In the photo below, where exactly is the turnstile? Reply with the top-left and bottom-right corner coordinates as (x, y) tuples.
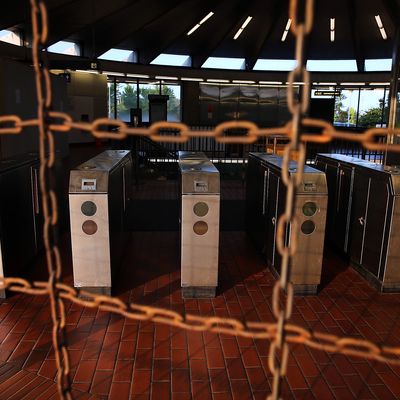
(315, 153), (400, 292)
(0, 155), (42, 298)
(178, 151), (220, 298)
(69, 150), (132, 295)
(246, 153), (328, 295)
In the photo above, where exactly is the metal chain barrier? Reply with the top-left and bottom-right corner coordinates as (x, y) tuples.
(0, 0), (398, 399)
(30, 1), (72, 398)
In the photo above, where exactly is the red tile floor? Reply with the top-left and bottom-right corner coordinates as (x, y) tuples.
(0, 231), (400, 399)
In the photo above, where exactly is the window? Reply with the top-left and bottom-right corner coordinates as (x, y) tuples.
(334, 89), (359, 127)
(98, 48), (136, 62)
(202, 57), (245, 70)
(116, 82), (138, 122)
(151, 54), (191, 67)
(161, 84), (181, 121)
(307, 60), (357, 72)
(0, 29), (21, 46)
(253, 59), (297, 71)
(47, 40), (80, 56)
(358, 88), (387, 128)
(139, 82), (161, 123)
(365, 59), (392, 72)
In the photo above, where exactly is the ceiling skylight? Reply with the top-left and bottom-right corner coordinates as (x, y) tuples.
(254, 59), (297, 71)
(0, 29), (21, 46)
(307, 59), (357, 71)
(365, 58), (392, 71)
(202, 57), (245, 70)
(233, 16), (253, 40)
(98, 48), (136, 62)
(187, 12), (214, 36)
(151, 53), (191, 67)
(47, 40), (80, 56)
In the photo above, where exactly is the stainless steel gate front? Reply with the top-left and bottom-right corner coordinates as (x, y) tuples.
(69, 150), (132, 295)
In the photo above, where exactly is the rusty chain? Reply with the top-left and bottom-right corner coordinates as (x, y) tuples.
(30, 1), (72, 398)
(0, 0), (397, 399)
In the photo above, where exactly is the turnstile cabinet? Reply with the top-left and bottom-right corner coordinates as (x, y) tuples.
(315, 157), (354, 253)
(246, 153), (328, 295)
(178, 152), (220, 298)
(0, 155), (43, 298)
(69, 150), (132, 295)
(315, 153), (400, 291)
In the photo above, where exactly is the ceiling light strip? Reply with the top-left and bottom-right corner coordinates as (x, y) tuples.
(234, 16), (253, 40)
(375, 15), (387, 40)
(281, 19), (292, 42)
(187, 12), (214, 36)
(330, 18), (335, 42)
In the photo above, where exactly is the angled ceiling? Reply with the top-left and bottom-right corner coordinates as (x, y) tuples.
(1, 0), (400, 70)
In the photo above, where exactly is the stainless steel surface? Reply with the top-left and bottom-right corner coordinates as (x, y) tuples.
(178, 151), (220, 195)
(178, 152), (220, 298)
(316, 153), (400, 292)
(69, 150), (132, 293)
(69, 150), (130, 193)
(246, 153), (328, 295)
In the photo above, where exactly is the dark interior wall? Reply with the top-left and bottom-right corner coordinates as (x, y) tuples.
(0, 58), (69, 159)
(182, 82), (200, 125)
(66, 72), (108, 144)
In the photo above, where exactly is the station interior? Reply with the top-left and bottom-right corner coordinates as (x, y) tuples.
(1, 0), (400, 399)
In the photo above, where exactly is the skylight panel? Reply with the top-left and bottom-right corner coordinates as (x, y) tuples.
(202, 57), (245, 70)
(307, 59), (357, 72)
(98, 48), (136, 62)
(151, 53), (191, 67)
(187, 12), (214, 35)
(365, 58), (392, 71)
(0, 29), (21, 46)
(47, 40), (80, 56)
(253, 59), (297, 71)
(233, 16), (253, 40)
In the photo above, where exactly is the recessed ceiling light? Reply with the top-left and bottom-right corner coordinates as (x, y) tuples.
(233, 16), (253, 40)
(126, 73), (150, 78)
(102, 71), (125, 76)
(281, 19), (292, 42)
(232, 79), (255, 84)
(375, 15), (388, 40)
(181, 77), (204, 82)
(259, 81), (283, 85)
(187, 12), (214, 36)
(155, 75), (178, 80)
(207, 79), (230, 83)
(330, 18), (335, 42)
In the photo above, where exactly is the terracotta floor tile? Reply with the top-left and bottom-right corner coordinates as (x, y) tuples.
(206, 347), (225, 369)
(109, 381), (130, 399)
(241, 347), (261, 368)
(153, 358), (171, 381)
(131, 369), (151, 394)
(190, 358), (208, 381)
(151, 381), (171, 400)
(172, 348), (188, 369)
(191, 381), (212, 400)
(91, 370), (113, 396)
(172, 369), (190, 393)
(113, 359), (133, 382)
(230, 379), (252, 400)
(226, 358), (247, 380)
(73, 360), (97, 383)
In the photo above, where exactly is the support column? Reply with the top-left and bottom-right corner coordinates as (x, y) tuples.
(385, 27), (400, 165)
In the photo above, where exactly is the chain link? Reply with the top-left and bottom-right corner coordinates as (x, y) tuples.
(30, 1), (72, 398)
(0, 0), (397, 399)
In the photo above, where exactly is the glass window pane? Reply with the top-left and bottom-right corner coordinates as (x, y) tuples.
(47, 40), (80, 56)
(99, 48), (136, 62)
(161, 84), (181, 121)
(365, 59), (392, 72)
(0, 29), (21, 46)
(107, 82), (115, 118)
(139, 82), (160, 122)
(202, 57), (245, 70)
(358, 88), (386, 128)
(116, 82), (138, 122)
(334, 89), (359, 128)
(307, 60), (357, 72)
(253, 59), (297, 71)
(151, 54), (191, 66)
